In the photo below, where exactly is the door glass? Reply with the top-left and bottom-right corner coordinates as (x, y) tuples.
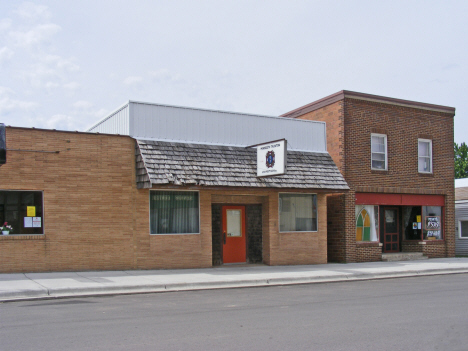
(385, 210), (397, 233)
(226, 210), (241, 237)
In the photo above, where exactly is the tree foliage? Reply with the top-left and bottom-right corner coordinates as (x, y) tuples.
(455, 142), (468, 179)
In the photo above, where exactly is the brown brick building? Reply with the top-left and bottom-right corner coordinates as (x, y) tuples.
(0, 102), (348, 273)
(282, 91), (455, 262)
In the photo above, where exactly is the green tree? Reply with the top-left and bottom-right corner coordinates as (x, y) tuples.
(455, 142), (468, 179)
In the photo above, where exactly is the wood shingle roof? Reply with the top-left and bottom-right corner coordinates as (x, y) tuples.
(136, 140), (349, 190)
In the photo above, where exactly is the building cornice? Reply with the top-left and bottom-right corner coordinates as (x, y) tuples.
(281, 90), (456, 118)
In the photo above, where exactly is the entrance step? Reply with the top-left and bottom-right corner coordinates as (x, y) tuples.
(381, 252), (428, 262)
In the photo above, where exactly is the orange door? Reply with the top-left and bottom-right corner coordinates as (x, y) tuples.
(222, 206), (246, 263)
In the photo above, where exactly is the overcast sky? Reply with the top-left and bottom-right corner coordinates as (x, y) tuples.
(0, 1), (466, 143)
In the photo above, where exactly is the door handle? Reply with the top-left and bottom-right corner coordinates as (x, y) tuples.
(223, 231), (226, 245)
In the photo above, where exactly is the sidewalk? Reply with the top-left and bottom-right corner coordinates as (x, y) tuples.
(1, 258), (468, 302)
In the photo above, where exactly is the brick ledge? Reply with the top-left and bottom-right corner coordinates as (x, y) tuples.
(0, 235), (45, 240)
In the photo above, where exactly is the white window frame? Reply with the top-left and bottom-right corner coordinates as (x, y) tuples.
(278, 192), (318, 233)
(371, 133), (387, 171)
(418, 138), (432, 174)
(458, 218), (468, 239)
(148, 189), (200, 235)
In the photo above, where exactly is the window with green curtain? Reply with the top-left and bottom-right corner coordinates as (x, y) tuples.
(150, 191), (199, 234)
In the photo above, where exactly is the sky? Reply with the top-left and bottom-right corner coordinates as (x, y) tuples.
(0, 1), (467, 143)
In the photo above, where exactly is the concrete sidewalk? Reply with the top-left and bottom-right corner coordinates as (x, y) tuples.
(1, 258), (468, 302)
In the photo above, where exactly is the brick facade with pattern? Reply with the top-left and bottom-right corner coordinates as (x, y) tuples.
(285, 94), (455, 262)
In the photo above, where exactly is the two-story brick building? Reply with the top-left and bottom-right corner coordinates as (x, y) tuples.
(282, 91), (455, 262)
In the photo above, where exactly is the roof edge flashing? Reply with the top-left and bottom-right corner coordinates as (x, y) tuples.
(135, 137), (328, 153)
(281, 90), (456, 118)
(86, 101), (130, 132)
(128, 100), (326, 126)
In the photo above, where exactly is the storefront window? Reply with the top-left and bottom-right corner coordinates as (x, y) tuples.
(403, 206), (422, 240)
(150, 191), (199, 234)
(0, 191), (44, 235)
(279, 193), (317, 232)
(423, 206), (442, 240)
(355, 205), (378, 241)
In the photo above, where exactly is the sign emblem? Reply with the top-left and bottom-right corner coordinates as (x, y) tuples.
(266, 150), (275, 168)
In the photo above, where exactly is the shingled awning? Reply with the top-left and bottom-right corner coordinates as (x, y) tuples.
(136, 140), (349, 190)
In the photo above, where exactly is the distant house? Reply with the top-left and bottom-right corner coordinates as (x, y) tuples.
(455, 178), (468, 256)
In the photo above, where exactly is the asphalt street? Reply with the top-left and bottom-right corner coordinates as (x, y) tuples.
(1, 273), (467, 351)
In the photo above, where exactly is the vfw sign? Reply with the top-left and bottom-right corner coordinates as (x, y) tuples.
(256, 139), (287, 177)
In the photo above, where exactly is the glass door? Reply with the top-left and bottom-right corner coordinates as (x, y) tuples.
(382, 208), (399, 253)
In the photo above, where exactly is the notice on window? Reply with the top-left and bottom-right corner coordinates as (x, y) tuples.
(416, 215), (421, 223)
(32, 217), (41, 228)
(27, 206), (36, 217)
(427, 230), (441, 239)
(412, 222), (418, 229)
(425, 216), (441, 231)
(24, 217), (33, 228)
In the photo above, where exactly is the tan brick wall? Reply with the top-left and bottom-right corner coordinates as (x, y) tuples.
(0, 128), (330, 272)
(116, 187), (328, 269)
(0, 127), (136, 272)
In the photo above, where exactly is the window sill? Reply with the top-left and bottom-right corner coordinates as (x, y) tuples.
(418, 172), (434, 177)
(0, 234), (45, 241)
(418, 240), (445, 245)
(370, 169), (388, 174)
(356, 241), (381, 247)
(279, 231), (319, 234)
(150, 233), (200, 236)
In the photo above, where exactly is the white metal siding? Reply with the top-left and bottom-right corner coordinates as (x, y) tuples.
(455, 203), (468, 255)
(130, 102), (326, 152)
(87, 104), (130, 135)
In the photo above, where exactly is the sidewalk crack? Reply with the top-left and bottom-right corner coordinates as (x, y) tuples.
(23, 273), (50, 296)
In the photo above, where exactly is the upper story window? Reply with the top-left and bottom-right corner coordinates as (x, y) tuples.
(371, 134), (387, 170)
(418, 139), (432, 173)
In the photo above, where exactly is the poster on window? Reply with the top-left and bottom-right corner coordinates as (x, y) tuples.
(425, 216), (441, 239)
(32, 217), (41, 228)
(24, 217), (33, 228)
(425, 216), (441, 231)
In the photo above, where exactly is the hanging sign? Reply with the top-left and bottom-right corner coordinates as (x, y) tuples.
(255, 139), (287, 177)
